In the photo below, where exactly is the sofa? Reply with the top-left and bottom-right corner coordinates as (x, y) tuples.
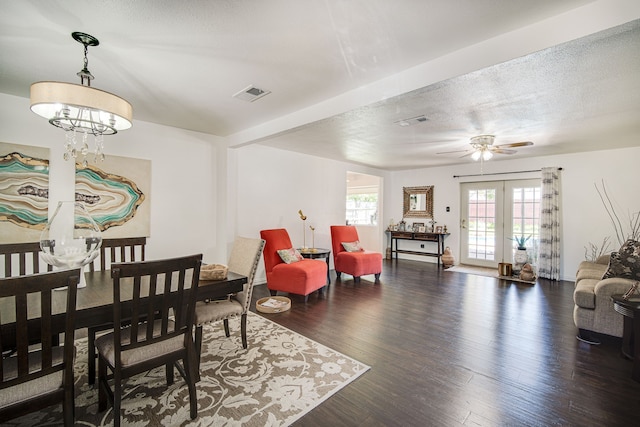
(574, 253), (638, 340)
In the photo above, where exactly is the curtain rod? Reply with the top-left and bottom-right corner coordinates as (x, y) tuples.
(453, 167), (562, 178)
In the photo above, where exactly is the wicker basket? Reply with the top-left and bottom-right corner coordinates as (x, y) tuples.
(256, 296), (291, 313)
(199, 264), (228, 281)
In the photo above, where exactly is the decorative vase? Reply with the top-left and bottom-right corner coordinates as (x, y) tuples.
(40, 201), (102, 287)
(442, 246), (455, 268)
(519, 263), (536, 282)
(513, 248), (529, 275)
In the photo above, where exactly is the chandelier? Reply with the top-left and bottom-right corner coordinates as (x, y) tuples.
(30, 32), (132, 166)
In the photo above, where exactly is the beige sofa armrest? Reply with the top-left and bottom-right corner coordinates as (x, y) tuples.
(594, 277), (636, 297)
(595, 254), (611, 265)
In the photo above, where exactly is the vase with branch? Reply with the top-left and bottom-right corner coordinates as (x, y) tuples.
(585, 180), (640, 260)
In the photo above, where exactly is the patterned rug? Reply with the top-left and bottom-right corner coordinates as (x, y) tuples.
(7, 312), (369, 426)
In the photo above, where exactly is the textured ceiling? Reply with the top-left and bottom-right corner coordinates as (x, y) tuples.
(1, 0), (639, 170)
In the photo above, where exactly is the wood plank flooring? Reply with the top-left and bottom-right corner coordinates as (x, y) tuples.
(250, 259), (640, 426)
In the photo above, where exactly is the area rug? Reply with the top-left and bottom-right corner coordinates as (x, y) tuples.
(446, 264), (536, 285)
(7, 312), (369, 426)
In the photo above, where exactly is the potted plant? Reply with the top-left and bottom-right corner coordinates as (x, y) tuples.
(511, 235), (530, 250)
(510, 235), (531, 274)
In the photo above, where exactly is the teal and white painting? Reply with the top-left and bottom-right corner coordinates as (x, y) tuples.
(76, 154), (150, 237)
(0, 142), (50, 243)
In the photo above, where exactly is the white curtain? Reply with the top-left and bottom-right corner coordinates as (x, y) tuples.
(538, 167), (562, 280)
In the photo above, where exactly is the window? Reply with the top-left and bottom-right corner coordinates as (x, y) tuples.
(346, 172), (380, 226)
(346, 191), (378, 225)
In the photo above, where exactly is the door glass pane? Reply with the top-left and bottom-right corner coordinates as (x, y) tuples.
(467, 188), (496, 261)
(511, 185), (541, 265)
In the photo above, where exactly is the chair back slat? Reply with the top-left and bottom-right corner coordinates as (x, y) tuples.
(40, 289), (53, 368)
(0, 242), (53, 278)
(110, 254), (202, 360)
(89, 237), (147, 272)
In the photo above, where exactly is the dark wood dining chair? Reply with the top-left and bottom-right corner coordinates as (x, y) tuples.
(195, 237), (265, 368)
(0, 269), (80, 426)
(87, 236), (147, 385)
(95, 254), (202, 427)
(0, 242), (53, 278)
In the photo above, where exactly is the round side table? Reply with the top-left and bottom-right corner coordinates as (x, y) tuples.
(612, 294), (640, 382)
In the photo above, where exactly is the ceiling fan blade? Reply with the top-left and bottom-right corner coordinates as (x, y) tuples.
(494, 141), (533, 148)
(436, 149), (471, 155)
(459, 151), (475, 158)
(492, 148), (517, 155)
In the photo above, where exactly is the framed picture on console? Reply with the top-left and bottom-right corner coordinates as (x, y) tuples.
(435, 226), (443, 233)
(418, 226), (426, 233)
(413, 222), (424, 232)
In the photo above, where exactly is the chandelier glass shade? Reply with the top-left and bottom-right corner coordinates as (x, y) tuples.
(29, 32), (132, 165)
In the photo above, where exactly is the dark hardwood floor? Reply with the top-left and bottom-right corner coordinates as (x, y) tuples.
(250, 259), (640, 426)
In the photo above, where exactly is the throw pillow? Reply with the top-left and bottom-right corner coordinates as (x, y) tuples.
(277, 248), (304, 264)
(602, 239), (640, 280)
(342, 241), (364, 252)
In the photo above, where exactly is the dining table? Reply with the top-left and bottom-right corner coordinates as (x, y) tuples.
(0, 269), (247, 348)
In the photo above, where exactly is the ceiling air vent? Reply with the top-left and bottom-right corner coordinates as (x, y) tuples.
(394, 115), (428, 127)
(232, 85), (271, 102)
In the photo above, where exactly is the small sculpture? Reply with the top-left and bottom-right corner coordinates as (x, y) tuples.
(442, 246), (455, 268)
(519, 263), (536, 282)
(298, 210), (307, 249)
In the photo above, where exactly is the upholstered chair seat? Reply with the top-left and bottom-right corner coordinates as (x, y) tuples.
(260, 228), (327, 301)
(330, 225), (382, 283)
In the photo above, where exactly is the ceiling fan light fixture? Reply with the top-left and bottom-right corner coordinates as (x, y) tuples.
(471, 150), (482, 161)
(470, 135), (495, 146)
(482, 150), (493, 161)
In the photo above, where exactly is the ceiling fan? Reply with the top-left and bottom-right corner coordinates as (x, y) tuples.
(437, 135), (533, 161)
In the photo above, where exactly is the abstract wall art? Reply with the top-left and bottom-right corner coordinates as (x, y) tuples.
(75, 154), (151, 238)
(0, 142), (50, 243)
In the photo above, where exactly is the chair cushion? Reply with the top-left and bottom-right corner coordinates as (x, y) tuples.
(335, 251), (383, 278)
(195, 299), (243, 325)
(0, 346), (74, 409)
(95, 319), (184, 367)
(342, 241), (364, 252)
(267, 259), (327, 295)
(277, 248), (304, 264)
(602, 239), (640, 280)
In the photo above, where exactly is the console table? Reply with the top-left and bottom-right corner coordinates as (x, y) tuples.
(390, 231), (449, 267)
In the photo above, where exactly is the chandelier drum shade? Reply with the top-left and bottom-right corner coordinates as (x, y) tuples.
(30, 82), (132, 134)
(29, 32), (132, 165)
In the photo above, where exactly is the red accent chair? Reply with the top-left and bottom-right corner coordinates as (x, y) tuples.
(330, 225), (382, 283)
(260, 228), (328, 302)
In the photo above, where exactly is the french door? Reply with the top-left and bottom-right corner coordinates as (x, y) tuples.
(460, 179), (541, 268)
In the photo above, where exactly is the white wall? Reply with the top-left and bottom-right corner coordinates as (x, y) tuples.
(388, 146), (640, 280)
(0, 93), (227, 264)
(229, 144), (388, 283)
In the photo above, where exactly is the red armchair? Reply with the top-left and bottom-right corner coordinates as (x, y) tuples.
(260, 228), (328, 301)
(330, 225), (382, 283)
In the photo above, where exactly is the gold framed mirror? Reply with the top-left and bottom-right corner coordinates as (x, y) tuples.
(403, 186), (433, 218)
